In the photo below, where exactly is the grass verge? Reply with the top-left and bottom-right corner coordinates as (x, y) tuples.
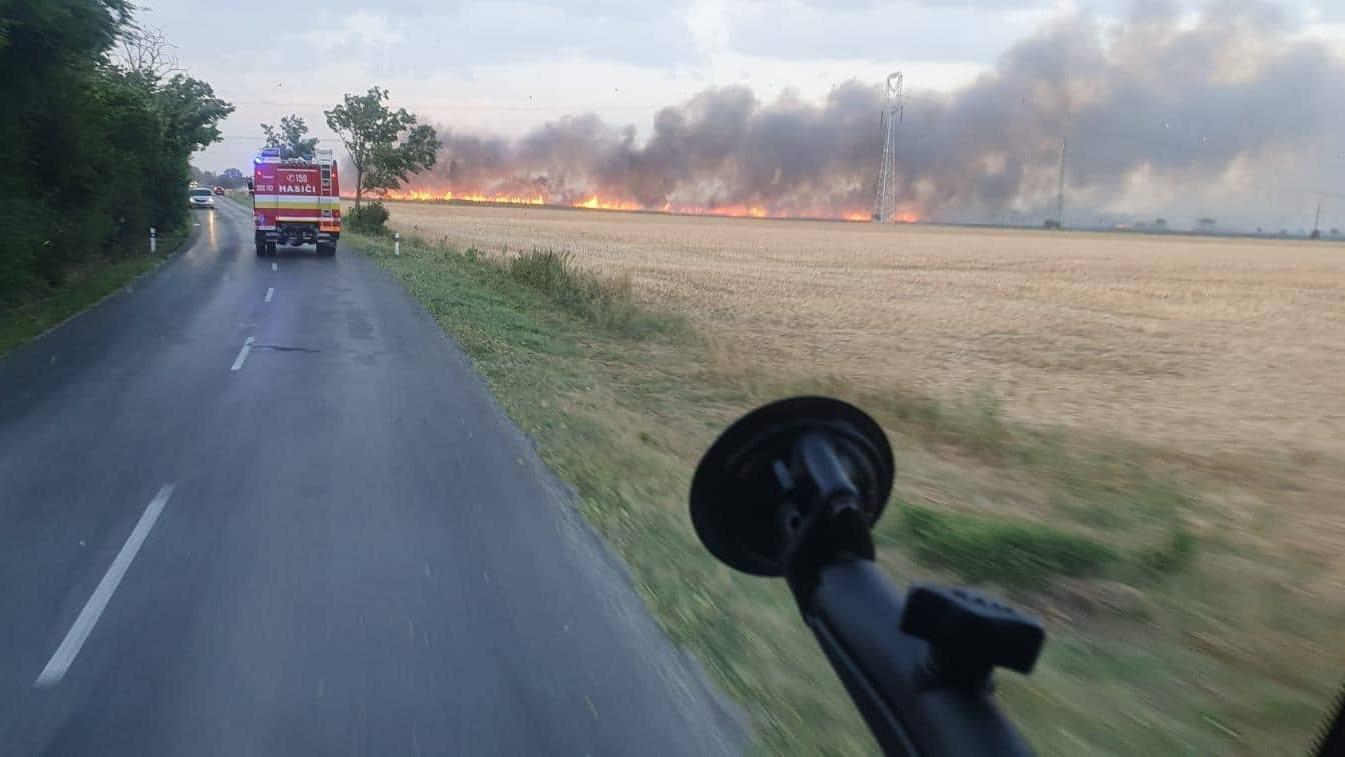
(348, 231), (1342, 756)
(0, 223), (190, 355)
(895, 504), (1118, 587)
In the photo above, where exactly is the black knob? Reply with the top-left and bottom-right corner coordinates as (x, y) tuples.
(901, 584), (1045, 676)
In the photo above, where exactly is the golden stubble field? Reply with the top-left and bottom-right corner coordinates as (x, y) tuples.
(373, 201), (1345, 752)
(387, 201), (1345, 465)
(386, 201), (1345, 576)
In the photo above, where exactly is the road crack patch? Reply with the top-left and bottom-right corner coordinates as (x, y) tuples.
(252, 344), (322, 354)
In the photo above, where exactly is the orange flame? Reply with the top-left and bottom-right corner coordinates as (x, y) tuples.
(577, 195), (643, 211)
(387, 190), (547, 205)
(367, 188), (920, 223)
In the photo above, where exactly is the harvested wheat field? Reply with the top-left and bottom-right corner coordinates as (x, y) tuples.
(387, 201), (1345, 462)
(370, 201), (1345, 754)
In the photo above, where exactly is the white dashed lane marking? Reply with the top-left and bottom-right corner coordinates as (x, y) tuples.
(35, 485), (175, 687)
(230, 337), (255, 372)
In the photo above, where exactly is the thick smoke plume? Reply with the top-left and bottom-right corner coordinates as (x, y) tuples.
(407, 2), (1345, 226)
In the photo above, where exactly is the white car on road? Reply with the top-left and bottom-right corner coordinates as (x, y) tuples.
(188, 188), (215, 210)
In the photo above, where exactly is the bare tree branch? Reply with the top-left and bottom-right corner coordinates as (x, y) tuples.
(112, 25), (182, 82)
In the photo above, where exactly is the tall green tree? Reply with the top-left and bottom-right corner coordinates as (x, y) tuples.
(324, 87), (438, 209)
(260, 115), (319, 160)
(0, 0), (131, 292)
(219, 167), (246, 188)
(0, 1), (231, 301)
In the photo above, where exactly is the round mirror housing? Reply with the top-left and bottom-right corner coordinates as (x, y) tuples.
(690, 396), (894, 576)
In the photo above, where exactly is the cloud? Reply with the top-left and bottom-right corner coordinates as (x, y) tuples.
(721, 0), (1055, 63)
(405, 2), (698, 68)
(800, 0), (1055, 8)
(147, 0), (699, 71)
(286, 11), (405, 52)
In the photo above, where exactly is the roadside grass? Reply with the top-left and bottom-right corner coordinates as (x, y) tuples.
(0, 223), (190, 356)
(893, 504), (1119, 587)
(347, 231), (1343, 756)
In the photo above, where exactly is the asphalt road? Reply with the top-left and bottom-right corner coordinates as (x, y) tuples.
(0, 201), (744, 755)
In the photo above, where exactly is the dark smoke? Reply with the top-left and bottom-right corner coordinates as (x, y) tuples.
(409, 1), (1345, 226)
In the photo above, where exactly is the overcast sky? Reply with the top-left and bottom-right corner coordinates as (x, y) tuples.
(146, 0), (1343, 173)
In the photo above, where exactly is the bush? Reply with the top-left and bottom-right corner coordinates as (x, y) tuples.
(1136, 527), (1197, 576)
(346, 202), (390, 234)
(898, 504), (1118, 588)
(506, 249), (584, 301)
(504, 249), (678, 338)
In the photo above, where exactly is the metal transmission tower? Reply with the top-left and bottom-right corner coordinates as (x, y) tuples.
(1052, 134), (1068, 228)
(1048, 110), (1071, 229)
(872, 72), (904, 223)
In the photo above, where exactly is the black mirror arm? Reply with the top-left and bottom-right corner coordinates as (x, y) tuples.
(779, 432), (876, 603)
(803, 560), (1036, 757)
(690, 397), (1042, 756)
(779, 431), (1039, 757)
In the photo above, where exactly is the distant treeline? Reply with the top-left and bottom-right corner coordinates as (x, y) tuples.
(0, 0), (232, 304)
(190, 167), (248, 190)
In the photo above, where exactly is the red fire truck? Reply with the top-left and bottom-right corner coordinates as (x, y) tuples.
(248, 147), (341, 257)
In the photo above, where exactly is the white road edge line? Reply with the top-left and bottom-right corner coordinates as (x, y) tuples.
(265, 287), (274, 303)
(271, 262), (277, 272)
(230, 336), (256, 371)
(35, 484), (175, 687)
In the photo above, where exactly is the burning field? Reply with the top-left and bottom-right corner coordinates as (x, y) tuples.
(384, 199), (1345, 464)
(376, 190), (888, 223)
(367, 199), (1345, 754)
(333, 2), (1345, 750)
(383, 3), (1345, 230)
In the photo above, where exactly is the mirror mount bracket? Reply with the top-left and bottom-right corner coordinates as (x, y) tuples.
(780, 432), (878, 609)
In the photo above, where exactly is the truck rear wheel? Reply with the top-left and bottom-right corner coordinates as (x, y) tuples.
(255, 241), (265, 257)
(266, 242), (278, 257)
(317, 243), (336, 258)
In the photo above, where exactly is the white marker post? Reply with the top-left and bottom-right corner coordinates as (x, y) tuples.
(149, 227), (157, 253)
(394, 232), (400, 257)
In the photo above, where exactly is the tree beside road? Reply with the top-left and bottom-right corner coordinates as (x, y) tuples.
(0, 0), (231, 347)
(261, 115), (320, 160)
(325, 87), (439, 210)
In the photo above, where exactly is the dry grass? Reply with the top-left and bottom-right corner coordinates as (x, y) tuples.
(372, 202), (1345, 754)
(389, 202), (1345, 570)
(390, 202), (1345, 461)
